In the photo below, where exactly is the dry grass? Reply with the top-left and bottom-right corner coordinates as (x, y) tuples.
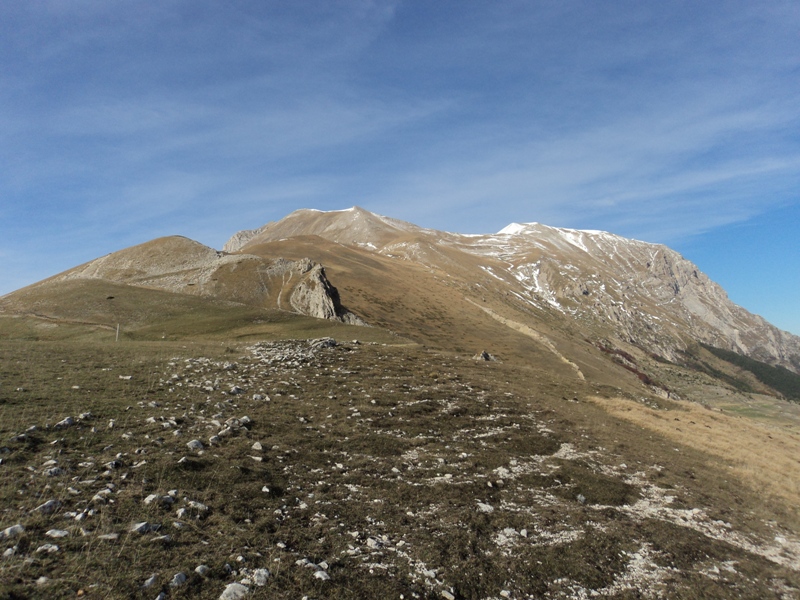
(2, 339), (799, 598)
(589, 395), (800, 509)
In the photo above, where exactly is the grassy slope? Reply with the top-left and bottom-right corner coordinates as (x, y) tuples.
(0, 279), (400, 345)
(0, 340), (798, 599)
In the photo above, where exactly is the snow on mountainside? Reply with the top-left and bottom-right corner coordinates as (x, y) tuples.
(226, 210), (800, 373)
(454, 222), (800, 370)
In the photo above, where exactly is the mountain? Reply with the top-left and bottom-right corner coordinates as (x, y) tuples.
(223, 207), (800, 373)
(2, 206), (799, 399)
(3, 207), (800, 598)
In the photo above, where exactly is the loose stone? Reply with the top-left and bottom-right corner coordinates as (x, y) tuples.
(219, 582), (250, 600)
(45, 529), (69, 538)
(0, 524), (24, 540)
(34, 499), (62, 514)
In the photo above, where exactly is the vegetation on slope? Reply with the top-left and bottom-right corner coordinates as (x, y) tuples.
(701, 343), (800, 401)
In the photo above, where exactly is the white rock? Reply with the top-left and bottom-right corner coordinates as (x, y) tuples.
(252, 568), (270, 586)
(477, 502), (494, 514)
(169, 572), (187, 587)
(46, 529), (69, 538)
(186, 439), (204, 451)
(131, 522), (160, 534)
(442, 591), (456, 600)
(187, 500), (208, 513)
(219, 582), (250, 599)
(142, 574), (158, 589)
(55, 417), (75, 429)
(98, 533), (119, 541)
(35, 543), (59, 553)
(313, 570), (331, 581)
(251, 442), (263, 452)
(36, 576), (49, 585)
(34, 499), (61, 514)
(195, 564), (210, 576)
(0, 524), (24, 539)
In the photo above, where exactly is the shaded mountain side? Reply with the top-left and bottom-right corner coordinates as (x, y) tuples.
(700, 343), (800, 401)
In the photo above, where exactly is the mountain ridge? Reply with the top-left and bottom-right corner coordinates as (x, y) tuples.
(3, 207), (799, 386)
(224, 207), (800, 374)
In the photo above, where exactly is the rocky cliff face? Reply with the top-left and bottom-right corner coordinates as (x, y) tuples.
(289, 262), (366, 325)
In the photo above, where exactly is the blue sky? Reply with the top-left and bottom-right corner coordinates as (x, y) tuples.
(1, 0), (798, 334)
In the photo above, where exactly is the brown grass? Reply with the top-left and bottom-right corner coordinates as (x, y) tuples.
(589, 395), (800, 508)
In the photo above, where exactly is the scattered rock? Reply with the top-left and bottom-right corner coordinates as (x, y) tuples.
(169, 572), (187, 587)
(252, 568), (270, 586)
(219, 582), (250, 599)
(131, 522), (161, 534)
(186, 439), (204, 451)
(144, 494), (175, 507)
(45, 529), (69, 538)
(34, 499), (61, 514)
(0, 524), (24, 540)
(313, 570), (331, 581)
(55, 416), (75, 429)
